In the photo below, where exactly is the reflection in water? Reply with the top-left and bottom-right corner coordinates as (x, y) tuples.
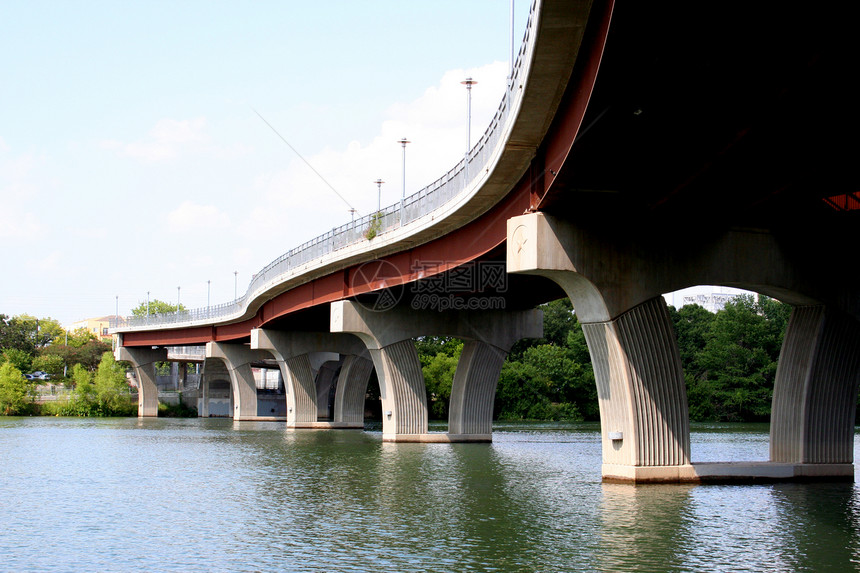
(598, 484), (695, 572)
(1, 418), (859, 572)
(770, 483), (860, 571)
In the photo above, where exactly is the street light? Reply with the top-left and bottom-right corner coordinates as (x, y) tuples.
(234, 271), (238, 300)
(510, 0), (515, 78)
(461, 77), (478, 183)
(177, 286), (181, 313)
(398, 138), (410, 222)
(461, 77), (478, 153)
(207, 280), (211, 314)
(374, 178), (384, 212)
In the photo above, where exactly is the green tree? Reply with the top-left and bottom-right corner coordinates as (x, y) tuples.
(44, 354), (135, 417)
(32, 354), (65, 378)
(493, 297), (598, 422)
(668, 303), (715, 368)
(540, 298), (576, 347)
(0, 361), (36, 415)
(93, 352), (134, 415)
(681, 294), (789, 422)
(422, 344), (461, 419)
(1, 314), (36, 354)
(63, 327), (98, 348)
(2, 348), (33, 373)
(131, 299), (186, 317)
(38, 339), (111, 374)
(508, 298), (576, 360)
(16, 315), (64, 346)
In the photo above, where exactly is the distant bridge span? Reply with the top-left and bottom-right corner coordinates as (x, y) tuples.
(116, 0), (860, 483)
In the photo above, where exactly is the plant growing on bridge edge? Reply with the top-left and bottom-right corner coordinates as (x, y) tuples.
(364, 211), (383, 240)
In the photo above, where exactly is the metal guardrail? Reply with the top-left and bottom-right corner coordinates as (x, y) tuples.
(113, 0), (539, 331)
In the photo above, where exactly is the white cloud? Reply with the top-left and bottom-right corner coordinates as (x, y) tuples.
(25, 251), (62, 272)
(0, 147), (45, 238)
(0, 204), (40, 238)
(102, 117), (209, 162)
(166, 200), (231, 234)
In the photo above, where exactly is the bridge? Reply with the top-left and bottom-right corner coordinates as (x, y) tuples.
(113, 0), (859, 483)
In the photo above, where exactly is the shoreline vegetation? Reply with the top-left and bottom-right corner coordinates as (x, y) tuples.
(2, 294), (817, 422)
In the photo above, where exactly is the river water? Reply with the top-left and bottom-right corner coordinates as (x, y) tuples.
(1, 418), (859, 572)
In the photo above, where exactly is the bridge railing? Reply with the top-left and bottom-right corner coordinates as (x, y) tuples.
(113, 0), (537, 331)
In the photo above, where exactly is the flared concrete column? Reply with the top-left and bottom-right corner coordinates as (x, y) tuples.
(198, 372), (209, 418)
(582, 298), (690, 475)
(284, 354), (317, 426)
(250, 329), (366, 428)
(315, 358), (341, 419)
(206, 342), (272, 421)
(199, 357), (230, 418)
(116, 346), (167, 417)
(508, 212), (691, 482)
(771, 306), (860, 465)
(331, 300), (542, 442)
(448, 340), (508, 438)
(332, 354), (374, 425)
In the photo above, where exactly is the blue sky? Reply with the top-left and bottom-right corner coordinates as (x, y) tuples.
(2, 1), (533, 325)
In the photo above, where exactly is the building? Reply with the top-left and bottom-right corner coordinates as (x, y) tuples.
(67, 316), (114, 343)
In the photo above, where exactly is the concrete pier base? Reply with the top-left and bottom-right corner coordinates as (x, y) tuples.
(382, 433), (494, 443)
(603, 462), (855, 484)
(287, 421), (364, 430)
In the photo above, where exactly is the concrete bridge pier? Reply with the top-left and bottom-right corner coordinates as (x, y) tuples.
(508, 212), (691, 481)
(507, 211), (860, 483)
(770, 306), (860, 469)
(331, 354), (375, 426)
(199, 357), (232, 418)
(250, 329), (368, 429)
(330, 300), (542, 442)
(205, 342), (277, 421)
(116, 346), (167, 417)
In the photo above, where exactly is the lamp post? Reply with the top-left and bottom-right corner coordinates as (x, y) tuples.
(510, 0), (515, 78)
(461, 77), (477, 183)
(461, 77), (478, 153)
(146, 291), (150, 324)
(207, 280), (211, 315)
(177, 286), (181, 313)
(398, 138), (410, 222)
(374, 178), (384, 212)
(234, 271), (238, 300)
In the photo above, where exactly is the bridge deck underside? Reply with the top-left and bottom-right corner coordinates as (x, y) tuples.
(540, 1), (858, 238)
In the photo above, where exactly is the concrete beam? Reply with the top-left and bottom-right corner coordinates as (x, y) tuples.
(507, 211), (834, 323)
